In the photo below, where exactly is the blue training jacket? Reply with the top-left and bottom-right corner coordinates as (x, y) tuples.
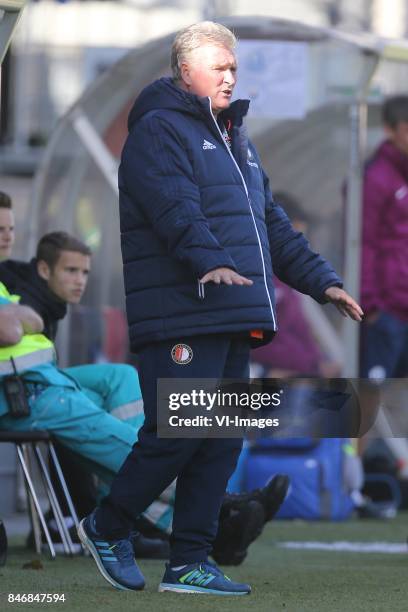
(119, 77), (341, 351)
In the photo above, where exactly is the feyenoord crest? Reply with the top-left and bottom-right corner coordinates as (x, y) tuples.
(171, 343), (193, 365)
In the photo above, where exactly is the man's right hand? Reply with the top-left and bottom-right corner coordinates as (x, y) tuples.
(200, 268), (253, 286)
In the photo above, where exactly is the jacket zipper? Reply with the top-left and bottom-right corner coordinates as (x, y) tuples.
(208, 100), (276, 329)
(198, 280), (205, 300)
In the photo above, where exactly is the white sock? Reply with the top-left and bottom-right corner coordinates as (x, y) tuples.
(171, 565), (187, 571)
(48, 516), (75, 531)
(351, 489), (365, 507)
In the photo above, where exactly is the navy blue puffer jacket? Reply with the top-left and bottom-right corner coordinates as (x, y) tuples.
(119, 78), (341, 351)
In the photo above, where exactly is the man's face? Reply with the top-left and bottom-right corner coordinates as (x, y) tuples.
(0, 208), (15, 261)
(180, 44), (237, 115)
(386, 121), (408, 155)
(38, 250), (91, 304)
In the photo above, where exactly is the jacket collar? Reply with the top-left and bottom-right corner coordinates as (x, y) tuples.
(379, 140), (408, 180)
(129, 77), (250, 128)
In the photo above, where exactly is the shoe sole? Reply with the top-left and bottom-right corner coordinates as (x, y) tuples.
(77, 519), (144, 592)
(212, 501), (265, 566)
(158, 583), (250, 595)
(225, 501), (265, 565)
(240, 500), (265, 547)
(263, 475), (290, 521)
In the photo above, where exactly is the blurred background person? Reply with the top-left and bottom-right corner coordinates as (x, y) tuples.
(0, 192), (15, 263)
(250, 192), (392, 518)
(353, 94), (408, 516)
(360, 95), (408, 382)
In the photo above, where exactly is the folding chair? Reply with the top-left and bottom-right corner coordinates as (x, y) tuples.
(0, 430), (80, 558)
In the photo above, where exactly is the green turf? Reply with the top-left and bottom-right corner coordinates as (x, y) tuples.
(0, 514), (407, 611)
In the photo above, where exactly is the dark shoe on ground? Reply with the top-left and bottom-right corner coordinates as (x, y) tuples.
(357, 499), (397, 520)
(212, 499), (265, 566)
(77, 511), (145, 591)
(130, 531), (170, 559)
(223, 474), (290, 522)
(158, 560), (251, 595)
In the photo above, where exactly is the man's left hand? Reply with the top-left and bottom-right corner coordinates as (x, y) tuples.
(324, 287), (364, 322)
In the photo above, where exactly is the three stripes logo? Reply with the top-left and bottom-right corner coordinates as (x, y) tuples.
(178, 566), (219, 587)
(203, 139), (216, 150)
(95, 540), (117, 563)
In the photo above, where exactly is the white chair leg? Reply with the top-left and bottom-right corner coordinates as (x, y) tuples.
(17, 444), (56, 559)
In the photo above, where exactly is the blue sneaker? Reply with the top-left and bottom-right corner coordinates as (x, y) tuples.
(77, 512), (145, 591)
(158, 561), (251, 595)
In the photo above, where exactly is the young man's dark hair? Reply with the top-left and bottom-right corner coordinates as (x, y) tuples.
(36, 232), (91, 270)
(0, 192), (12, 209)
(382, 95), (408, 129)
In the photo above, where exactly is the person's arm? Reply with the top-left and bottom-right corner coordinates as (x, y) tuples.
(263, 169), (342, 302)
(120, 115), (237, 279)
(17, 304), (44, 335)
(0, 306), (23, 345)
(263, 171), (362, 320)
(0, 304), (43, 346)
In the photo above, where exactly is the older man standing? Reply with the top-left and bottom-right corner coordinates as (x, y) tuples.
(79, 21), (362, 595)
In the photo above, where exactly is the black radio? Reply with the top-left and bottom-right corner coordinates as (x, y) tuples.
(2, 358), (31, 419)
(3, 374), (31, 418)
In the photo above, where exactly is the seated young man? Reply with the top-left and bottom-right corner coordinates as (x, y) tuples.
(0, 231), (289, 564)
(0, 232), (150, 546)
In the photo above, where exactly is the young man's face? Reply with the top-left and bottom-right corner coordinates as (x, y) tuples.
(180, 44), (237, 115)
(38, 250), (91, 304)
(386, 121), (408, 155)
(0, 208), (15, 261)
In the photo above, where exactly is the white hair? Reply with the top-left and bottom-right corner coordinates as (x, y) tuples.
(171, 21), (237, 81)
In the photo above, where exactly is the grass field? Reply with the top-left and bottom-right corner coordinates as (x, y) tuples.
(1, 514), (407, 612)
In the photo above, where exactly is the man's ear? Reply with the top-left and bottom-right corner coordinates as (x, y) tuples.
(37, 260), (51, 282)
(180, 62), (192, 88)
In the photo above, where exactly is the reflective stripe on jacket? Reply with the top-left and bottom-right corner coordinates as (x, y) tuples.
(0, 282), (55, 363)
